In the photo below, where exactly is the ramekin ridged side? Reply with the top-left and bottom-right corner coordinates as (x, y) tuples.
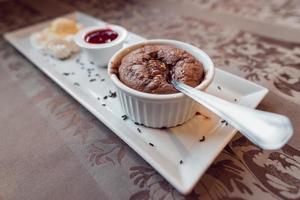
(116, 87), (197, 128)
(108, 39), (215, 128)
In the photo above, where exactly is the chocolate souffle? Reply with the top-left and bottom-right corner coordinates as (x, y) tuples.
(114, 45), (204, 94)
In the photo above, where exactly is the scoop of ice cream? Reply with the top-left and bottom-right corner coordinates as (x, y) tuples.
(44, 38), (79, 59)
(30, 17), (82, 59)
(118, 45), (204, 94)
(48, 18), (80, 37)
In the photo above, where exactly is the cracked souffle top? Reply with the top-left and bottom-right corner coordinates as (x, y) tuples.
(117, 45), (204, 94)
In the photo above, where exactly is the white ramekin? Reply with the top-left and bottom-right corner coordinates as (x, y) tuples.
(108, 39), (215, 128)
(74, 24), (127, 67)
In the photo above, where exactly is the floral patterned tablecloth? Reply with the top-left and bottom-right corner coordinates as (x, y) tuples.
(0, 0), (299, 199)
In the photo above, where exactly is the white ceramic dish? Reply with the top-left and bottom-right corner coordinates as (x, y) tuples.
(4, 12), (268, 194)
(75, 24), (127, 67)
(108, 39), (215, 128)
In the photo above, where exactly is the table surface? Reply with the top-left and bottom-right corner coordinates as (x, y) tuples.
(0, 0), (299, 199)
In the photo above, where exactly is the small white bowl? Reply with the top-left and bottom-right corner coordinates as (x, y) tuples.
(108, 39), (215, 128)
(75, 25), (127, 67)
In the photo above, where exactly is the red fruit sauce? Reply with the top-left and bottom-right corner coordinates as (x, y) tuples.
(85, 29), (118, 44)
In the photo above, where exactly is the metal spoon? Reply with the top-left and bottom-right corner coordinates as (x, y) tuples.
(172, 80), (293, 150)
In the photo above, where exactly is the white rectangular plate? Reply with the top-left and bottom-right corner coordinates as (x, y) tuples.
(4, 12), (268, 194)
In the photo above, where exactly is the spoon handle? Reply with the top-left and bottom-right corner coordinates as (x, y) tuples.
(172, 80), (293, 150)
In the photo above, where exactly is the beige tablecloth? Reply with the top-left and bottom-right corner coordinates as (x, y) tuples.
(0, 0), (299, 199)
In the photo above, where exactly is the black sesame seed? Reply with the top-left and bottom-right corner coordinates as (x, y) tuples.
(217, 86), (221, 90)
(149, 142), (154, 146)
(89, 79), (96, 82)
(76, 58), (80, 63)
(101, 103), (106, 106)
(137, 128), (141, 133)
(122, 115), (128, 120)
(234, 98), (237, 102)
(199, 136), (205, 142)
(73, 82), (80, 86)
(90, 61), (95, 65)
(103, 96), (108, 100)
(97, 97), (100, 100)
(134, 122), (140, 125)
(95, 74), (99, 76)
(108, 91), (117, 98)
(62, 72), (70, 76)
(221, 120), (228, 126)
(101, 78), (105, 82)
(180, 160), (183, 164)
